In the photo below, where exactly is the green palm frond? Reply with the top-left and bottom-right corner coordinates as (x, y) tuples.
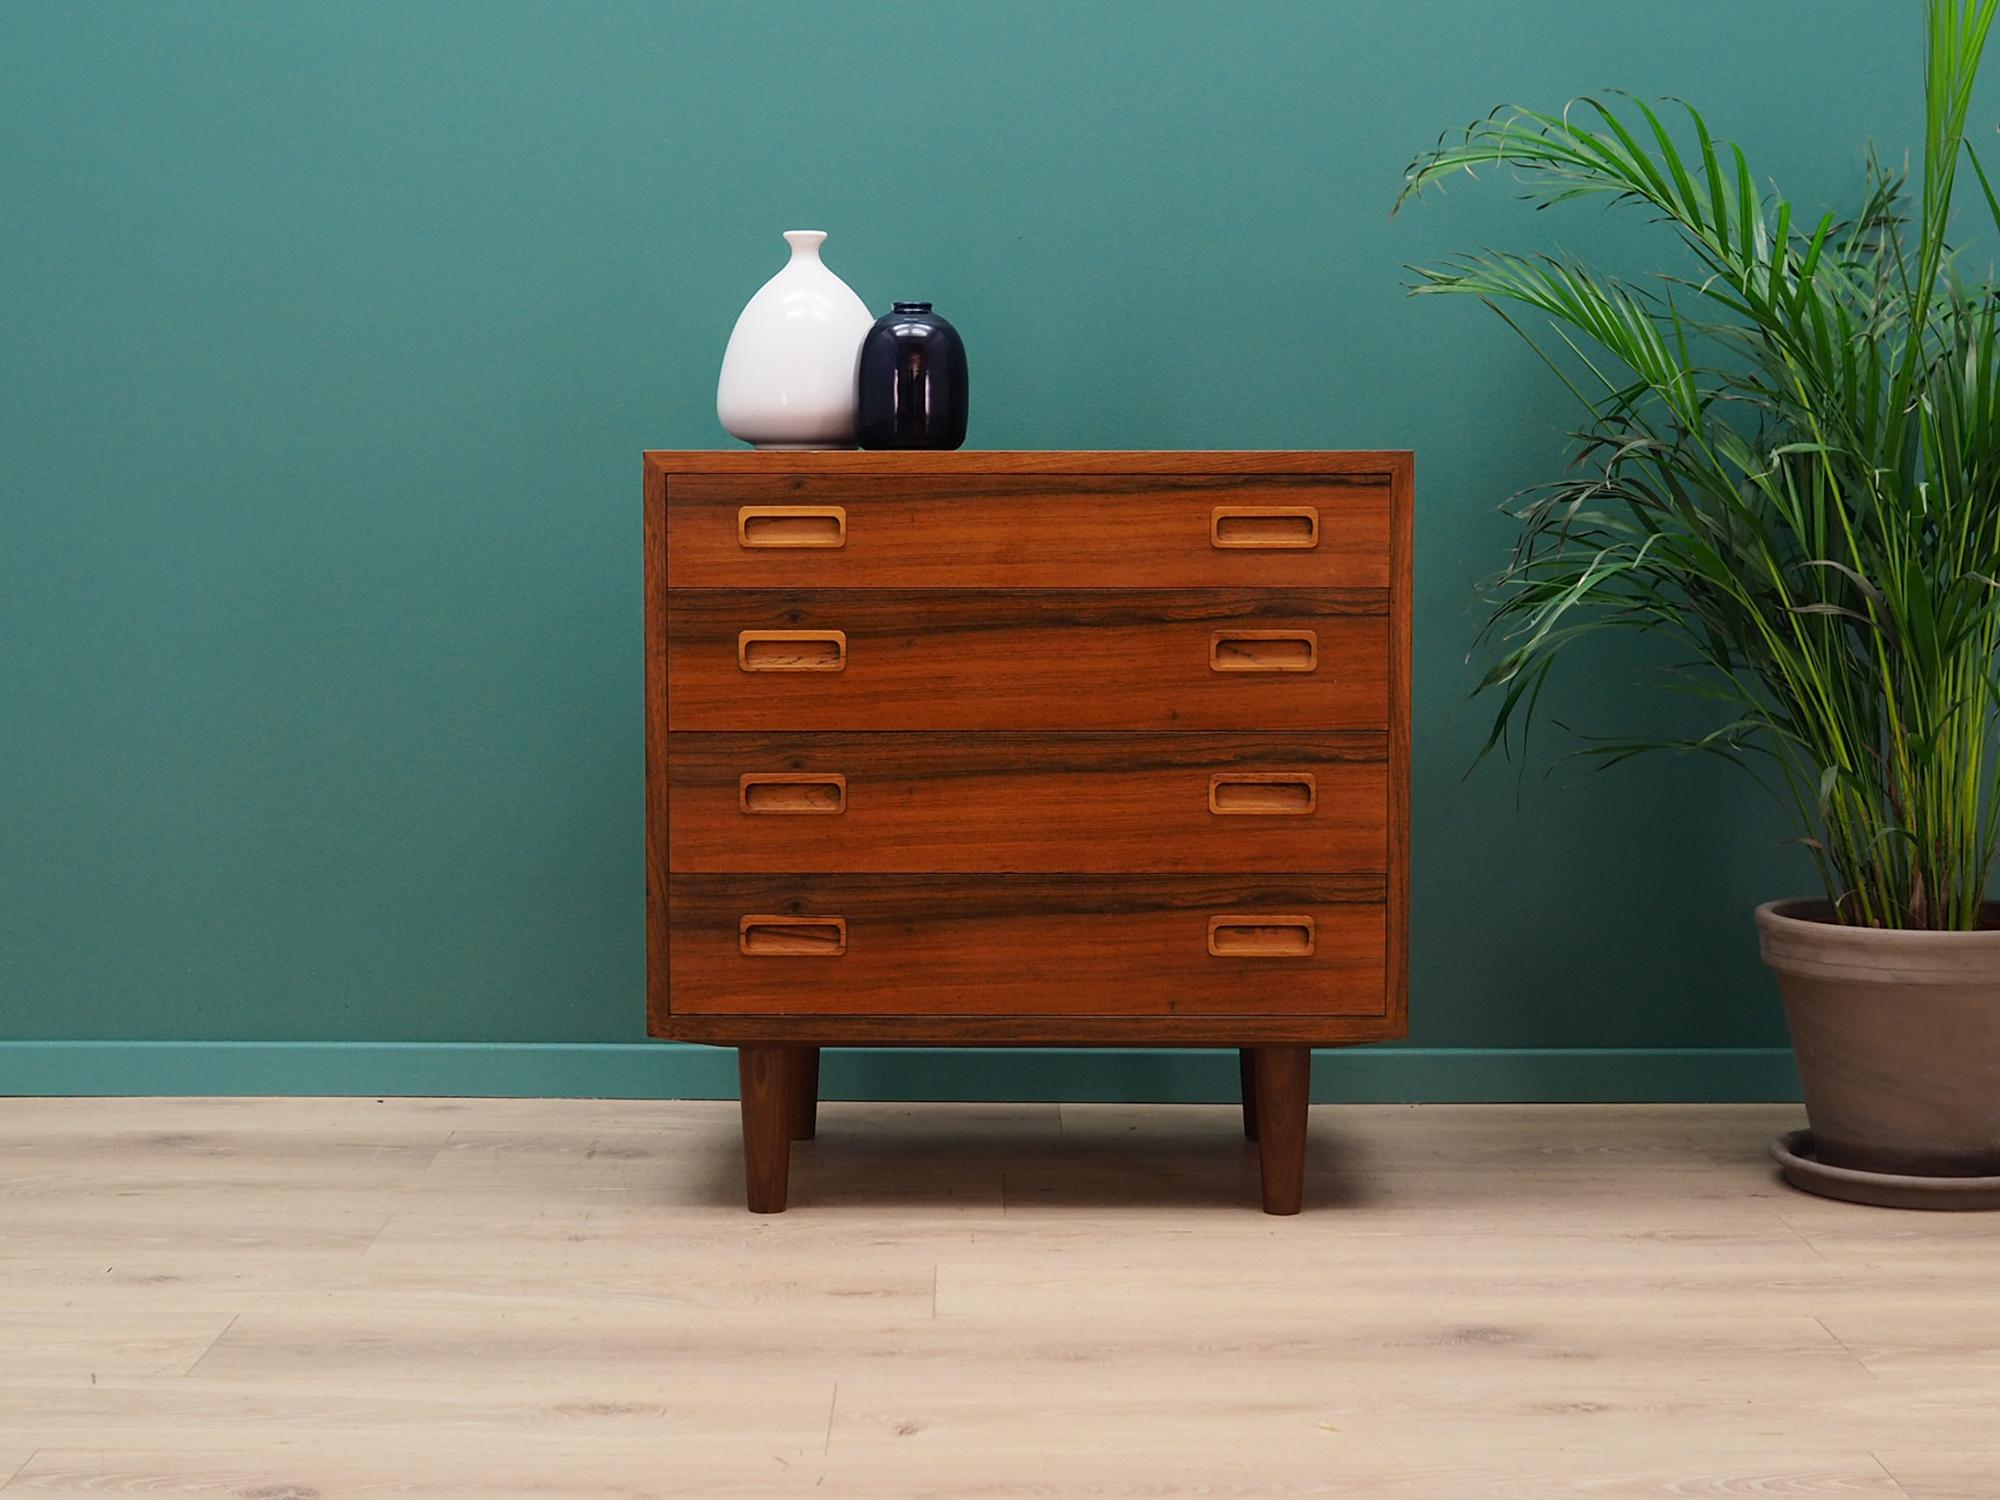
(1399, 0), (2000, 929)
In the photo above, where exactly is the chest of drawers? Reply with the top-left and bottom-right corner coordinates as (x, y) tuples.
(645, 450), (1411, 1213)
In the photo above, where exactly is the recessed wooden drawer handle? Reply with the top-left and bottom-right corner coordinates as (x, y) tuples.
(1208, 773), (1317, 816)
(739, 773), (847, 815)
(1209, 629), (1318, 673)
(740, 915), (848, 956)
(1207, 915), (1315, 958)
(738, 630), (847, 672)
(738, 505), (846, 549)
(1211, 505), (1320, 549)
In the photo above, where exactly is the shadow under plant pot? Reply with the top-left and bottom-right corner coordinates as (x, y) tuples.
(1758, 899), (2000, 1209)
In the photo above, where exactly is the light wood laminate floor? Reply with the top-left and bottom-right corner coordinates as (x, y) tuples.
(1, 1097), (1996, 1497)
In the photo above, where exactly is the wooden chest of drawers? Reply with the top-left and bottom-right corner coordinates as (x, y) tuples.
(645, 450), (1411, 1213)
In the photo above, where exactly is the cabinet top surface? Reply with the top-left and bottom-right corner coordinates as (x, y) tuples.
(646, 450), (1412, 477)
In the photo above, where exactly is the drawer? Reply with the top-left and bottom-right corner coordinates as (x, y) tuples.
(667, 732), (1387, 873)
(667, 875), (1388, 1017)
(665, 589), (1388, 731)
(665, 472), (1392, 589)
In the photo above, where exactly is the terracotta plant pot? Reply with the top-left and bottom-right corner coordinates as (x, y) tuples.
(1757, 899), (2000, 1194)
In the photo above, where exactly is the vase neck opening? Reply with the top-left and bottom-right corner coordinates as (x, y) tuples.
(783, 229), (828, 264)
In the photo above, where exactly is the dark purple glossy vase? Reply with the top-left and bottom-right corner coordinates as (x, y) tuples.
(855, 302), (968, 450)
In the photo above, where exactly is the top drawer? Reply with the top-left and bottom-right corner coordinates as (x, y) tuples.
(664, 473), (1392, 590)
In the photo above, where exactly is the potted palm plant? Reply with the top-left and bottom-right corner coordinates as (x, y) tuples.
(1399, 0), (2000, 1207)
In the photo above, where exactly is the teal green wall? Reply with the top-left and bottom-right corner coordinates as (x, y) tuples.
(0, 1), (1936, 1099)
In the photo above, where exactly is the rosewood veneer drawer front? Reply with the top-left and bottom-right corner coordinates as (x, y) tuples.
(665, 473), (1392, 589)
(668, 731), (1388, 873)
(667, 590), (1388, 731)
(669, 875), (1388, 1017)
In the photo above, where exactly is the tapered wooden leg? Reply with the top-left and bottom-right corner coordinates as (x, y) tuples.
(1238, 1048), (1259, 1140)
(1250, 1046), (1310, 1215)
(738, 1046), (793, 1213)
(789, 1047), (820, 1141)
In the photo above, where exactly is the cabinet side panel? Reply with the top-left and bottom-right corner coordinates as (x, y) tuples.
(646, 457), (672, 1033)
(1385, 454), (1413, 1039)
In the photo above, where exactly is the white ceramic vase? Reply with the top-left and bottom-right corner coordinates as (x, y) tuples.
(716, 230), (874, 449)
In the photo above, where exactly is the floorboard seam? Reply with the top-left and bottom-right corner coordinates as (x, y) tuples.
(413, 1129), (456, 1172)
(182, 1312), (240, 1378)
(1868, 1450), (1913, 1497)
(420, 1129), (462, 1172)
(356, 1210), (400, 1261)
(1775, 1211), (1831, 1261)
(1814, 1315), (1878, 1381)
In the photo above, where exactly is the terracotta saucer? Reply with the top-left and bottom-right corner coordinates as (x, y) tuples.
(1771, 1129), (2000, 1211)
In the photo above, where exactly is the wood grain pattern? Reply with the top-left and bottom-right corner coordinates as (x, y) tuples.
(736, 503), (846, 549)
(736, 1046), (792, 1211)
(736, 627), (847, 671)
(667, 588), (1388, 731)
(738, 914), (848, 956)
(643, 457), (671, 1052)
(4, 1096), (1992, 1495)
(1208, 626), (1317, 672)
(1207, 914), (1315, 957)
(1876, 1450), (2000, 1499)
(657, 1012), (1411, 1044)
(665, 471), (1390, 588)
(667, 731), (1386, 874)
(1251, 1046), (1311, 1213)
(644, 452), (1413, 1119)
(647, 448), (1411, 475)
(1385, 453), (1413, 1045)
(667, 874), (1386, 1018)
(1210, 503), (1321, 550)
(1209, 770), (1318, 815)
(737, 770), (847, 815)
